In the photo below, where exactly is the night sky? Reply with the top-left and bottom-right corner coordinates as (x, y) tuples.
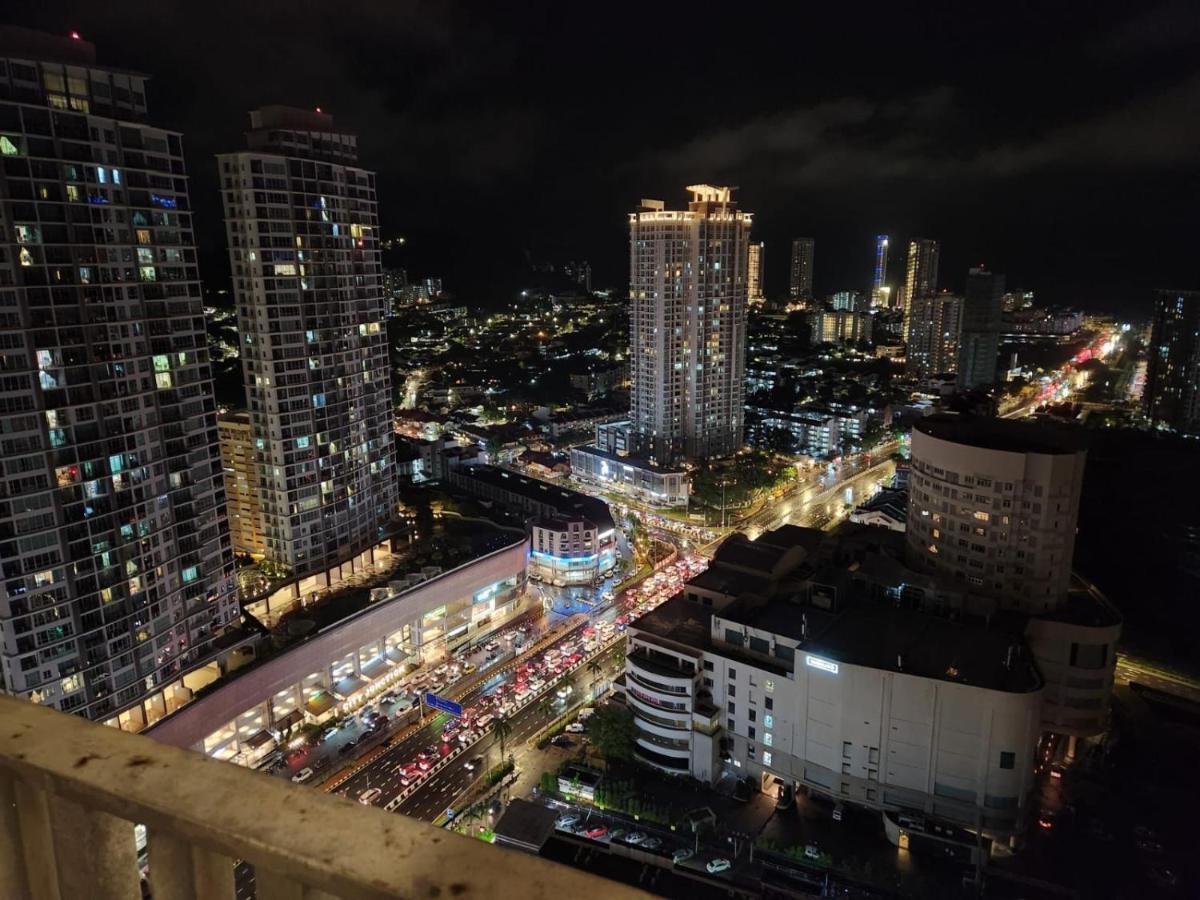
(16, 1), (1200, 313)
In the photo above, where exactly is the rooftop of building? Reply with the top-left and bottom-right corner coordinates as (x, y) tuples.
(570, 444), (687, 475)
(712, 533), (794, 574)
(0, 25), (98, 65)
(454, 464), (615, 532)
(915, 413), (1087, 456)
(852, 487), (908, 520)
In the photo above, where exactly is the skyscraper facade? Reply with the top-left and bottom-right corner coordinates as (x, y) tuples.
(900, 237), (940, 335)
(218, 411), (265, 558)
(870, 234), (889, 307)
(746, 241), (765, 304)
(906, 292), (962, 375)
(1144, 289), (1200, 434)
(629, 185), (750, 463)
(956, 267), (1006, 390)
(219, 107), (398, 578)
(788, 237), (814, 301)
(0, 29), (239, 726)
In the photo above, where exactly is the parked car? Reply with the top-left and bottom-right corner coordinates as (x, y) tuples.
(641, 837), (662, 851)
(564, 722), (585, 734)
(672, 848), (694, 865)
(584, 825), (609, 840)
(555, 814), (579, 830)
(625, 832), (647, 845)
(291, 768), (314, 784)
(706, 859), (731, 875)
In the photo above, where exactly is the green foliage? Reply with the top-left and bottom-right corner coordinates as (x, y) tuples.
(485, 758), (515, 787)
(587, 704), (636, 763)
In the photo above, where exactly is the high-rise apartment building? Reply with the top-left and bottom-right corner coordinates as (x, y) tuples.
(219, 107), (397, 577)
(810, 309), (873, 345)
(906, 415), (1087, 614)
(1144, 289), (1200, 434)
(0, 28), (239, 727)
(746, 241), (765, 303)
(788, 237), (814, 301)
(218, 411), (265, 558)
(900, 237), (940, 334)
(957, 267), (1006, 390)
(629, 185), (750, 462)
(870, 234), (890, 307)
(906, 292), (962, 375)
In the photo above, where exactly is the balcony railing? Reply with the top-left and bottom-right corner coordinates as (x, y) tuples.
(0, 696), (644, 900)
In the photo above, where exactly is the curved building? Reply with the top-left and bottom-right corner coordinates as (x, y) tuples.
(907, 415), (1086, 615)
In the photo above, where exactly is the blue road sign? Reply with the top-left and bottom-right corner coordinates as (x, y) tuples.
(424, 692), (463, 717)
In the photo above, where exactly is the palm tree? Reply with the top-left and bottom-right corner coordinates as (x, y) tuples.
(492, 714), (512, 763)
(588, 659), (604, 698)
(537, 696), (554, 720)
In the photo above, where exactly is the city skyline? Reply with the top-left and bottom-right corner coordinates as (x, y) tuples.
(7, 4), (1200, 313)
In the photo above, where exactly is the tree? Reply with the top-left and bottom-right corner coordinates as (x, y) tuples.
(588, 659), (604, 696)
(537, 696), (554, 720)
(588, 704), (636, 763)
(493, 714), (512, 762)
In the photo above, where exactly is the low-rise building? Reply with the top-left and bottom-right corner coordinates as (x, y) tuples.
(617, 522), (1120, 855)
(570, 445), (690, 507)
(449, 466), (618, 585)
(849, 487), (908, 531)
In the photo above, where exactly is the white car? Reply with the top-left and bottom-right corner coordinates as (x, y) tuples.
(565, 722), (584, 733)
(706, 858), (731, 874)
(358, 788), (383, 805)
(291, 767), (314, 784)
(555, 814), (580, 830)
(556, 686), (572, 700)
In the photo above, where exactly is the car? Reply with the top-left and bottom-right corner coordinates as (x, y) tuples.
(672, 848), (694, 865)
(429, 682), (445, 694)
(555, 814), (580, 830)
(462, 662), (476, 674)
(464, 755), (485, 771)
(417, 757), (433, 771)
(706, 859), (731, 875)
(803, 845), (820, 860)
(291, 768), (314, 784)
(556, 686), (572, 699)
(584, 825), (609, 840)
(625, 832), (647, 845)
(832, 804), (844, 822)
(1137, 838), (1164, 855)
(550, 735), (572, 748)
(564, 722), (585, 733)
(641, 837), (662, 851)
(321, 725), (339, 740)
(339, 739), (359, 755)
(359, 788), (382, 806)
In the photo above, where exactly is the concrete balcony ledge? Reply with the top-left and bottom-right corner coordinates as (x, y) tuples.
(0, 696), (644, 900)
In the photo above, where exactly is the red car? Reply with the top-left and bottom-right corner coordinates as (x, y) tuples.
(584, 825), (609, 840)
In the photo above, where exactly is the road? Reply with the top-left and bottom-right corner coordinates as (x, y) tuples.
(233, 548), (701, 900)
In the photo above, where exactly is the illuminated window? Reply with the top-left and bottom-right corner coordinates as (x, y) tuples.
(181, 566), (198, 584)
(155, 372), (173, 389)
(0, 134), (20, 155)
(762, 751), (773, 766)
(18, 247), (33, 266)
(764, 732), (773, 747)
(153, 355), (171, 372)
(139, 266), (156, 282)
(137, 247), (154, 264)
(973, 511), (990, 522)
(274, 263), (297, 275)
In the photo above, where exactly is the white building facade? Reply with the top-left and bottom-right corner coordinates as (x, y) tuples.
(629, 186), (750, 463)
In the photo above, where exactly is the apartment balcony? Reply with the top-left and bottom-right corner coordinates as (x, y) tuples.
(0, 696), (640, 900)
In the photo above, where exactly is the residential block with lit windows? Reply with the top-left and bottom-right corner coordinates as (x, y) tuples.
(628, 185), (750, 463)
(218, 106), (398, 579)
(0, 28), (240, 729)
